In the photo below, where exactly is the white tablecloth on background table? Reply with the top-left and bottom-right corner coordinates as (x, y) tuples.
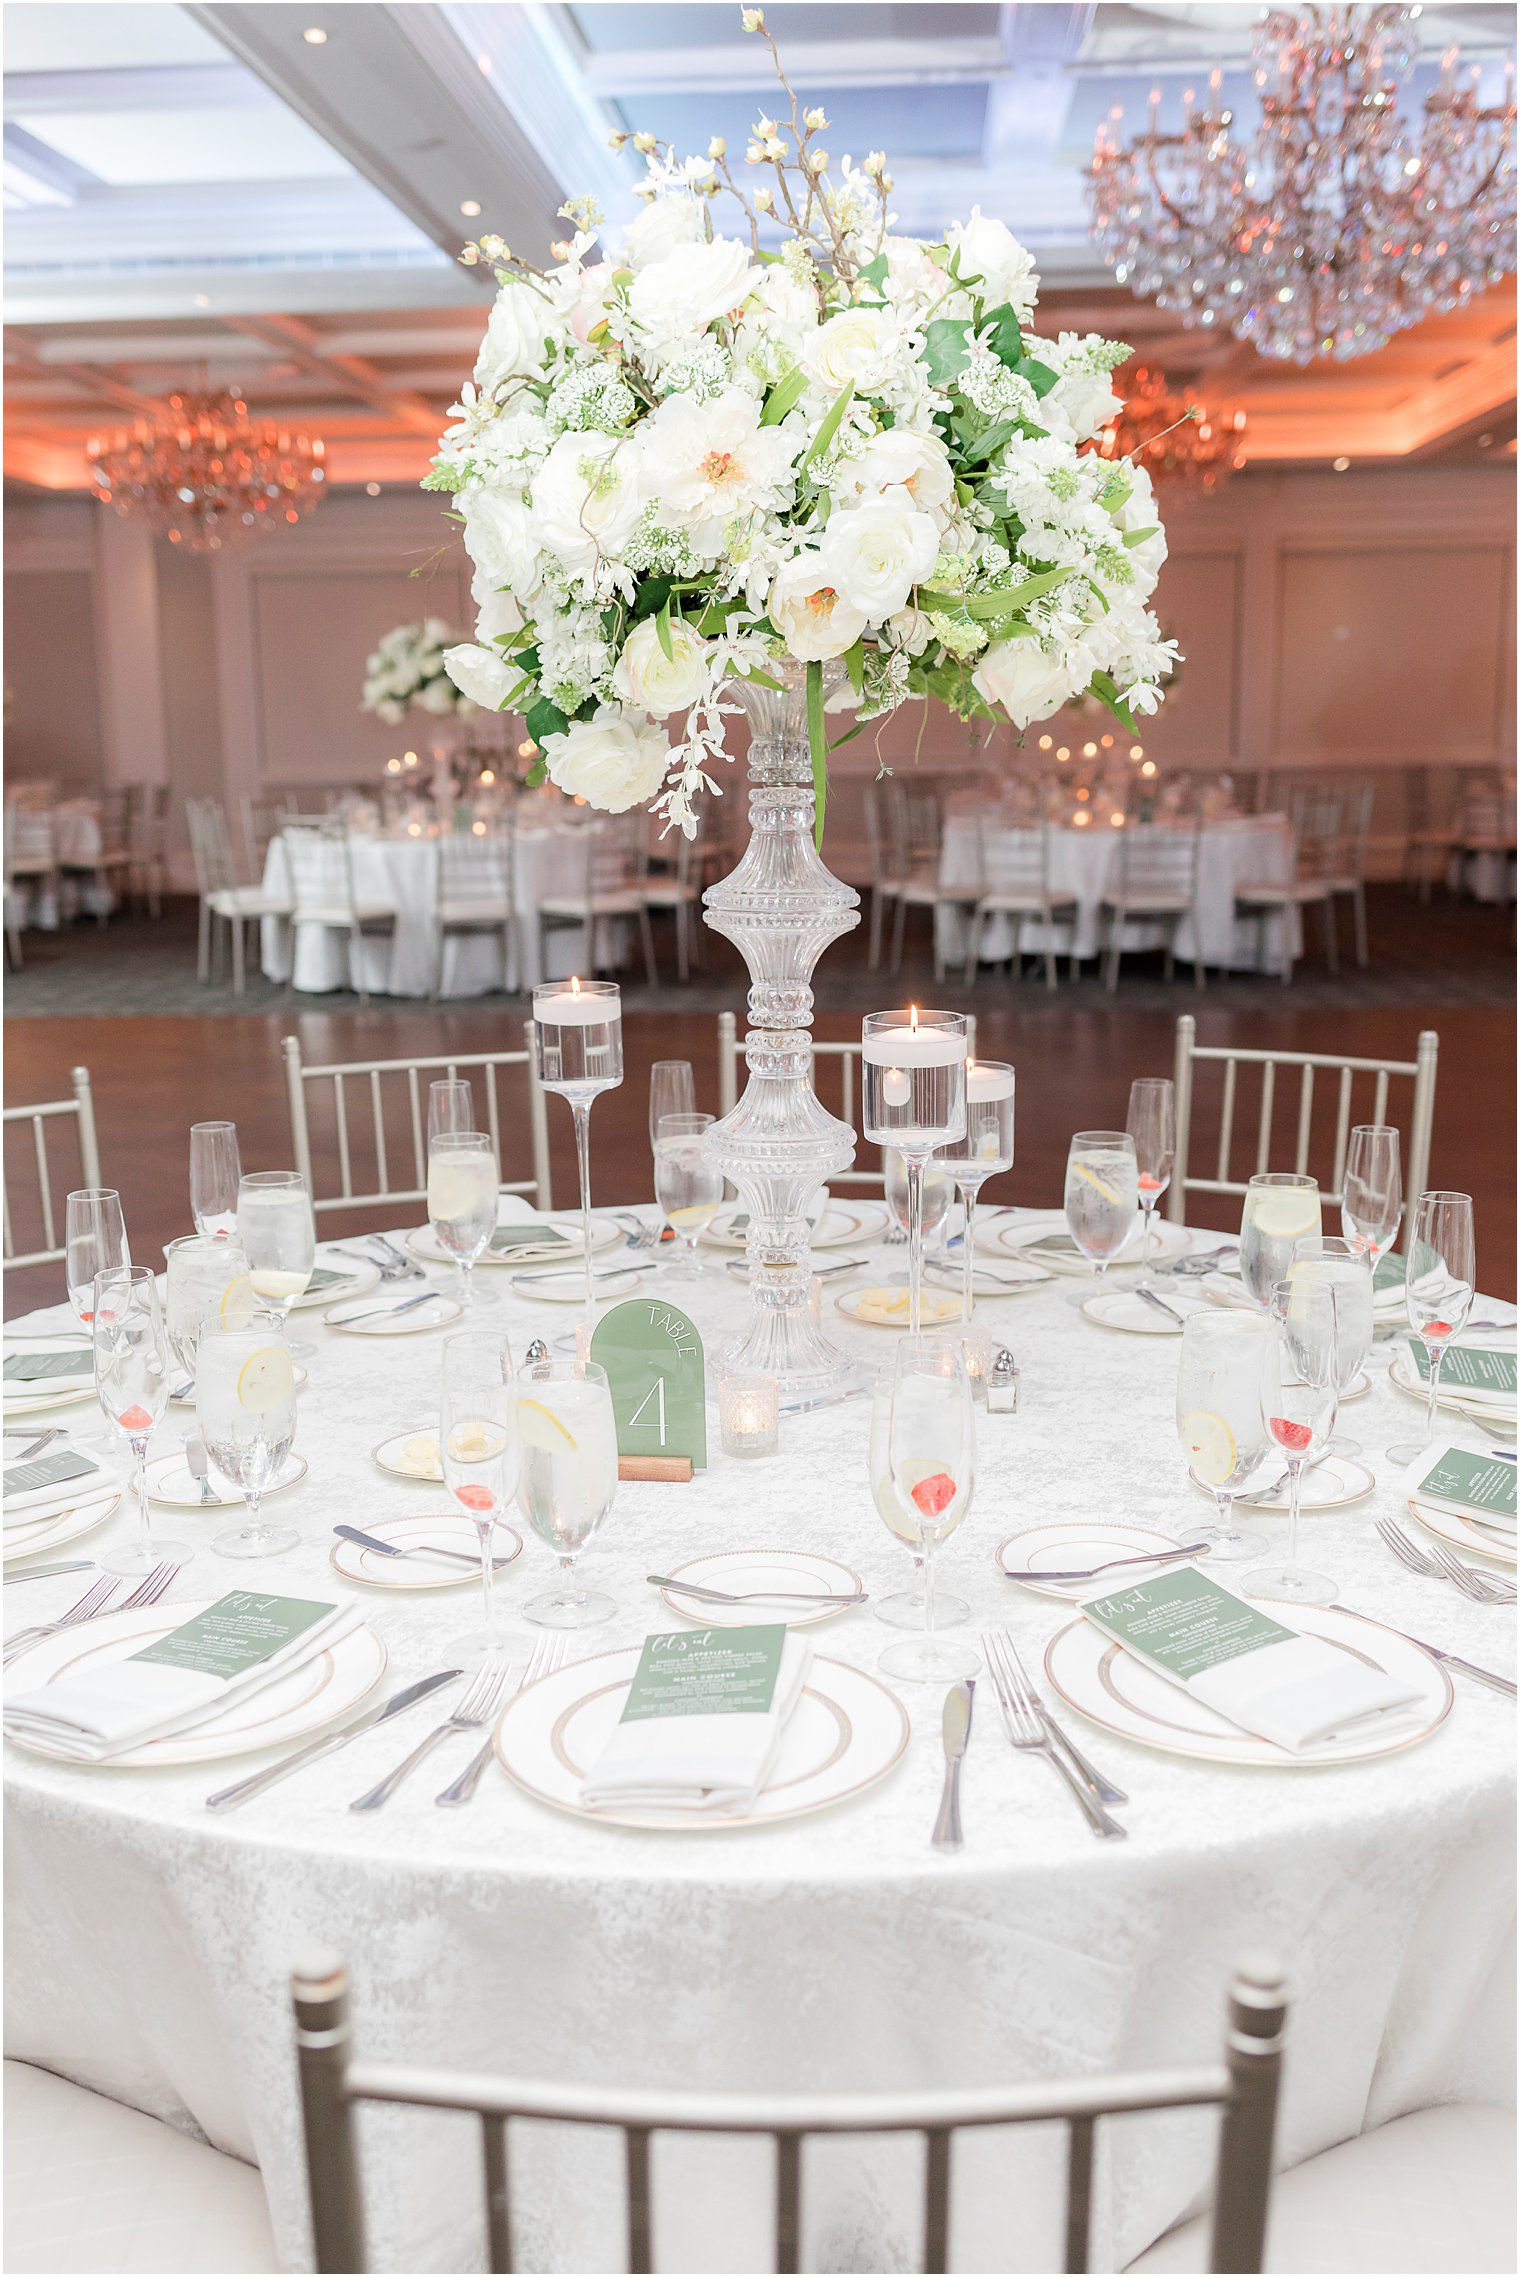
(10, 801), (113, 930)
(5, 1218), (1513, 2273)
(938, 813), (1302, 973)
(258, 827), (626, 996)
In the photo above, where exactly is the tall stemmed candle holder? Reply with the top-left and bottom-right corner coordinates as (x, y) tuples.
(532, 979), (622, 1339)
(862, 1010), (968, 1334)
(935, 1061), (1014, 1326)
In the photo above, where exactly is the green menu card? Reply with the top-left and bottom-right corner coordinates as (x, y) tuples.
(619, 1625), (786, 1723)
(590, 1297), (706, 1468)
(487, 1225), (572, 1255)
(1373, 1251), (1406, 1294)
(1084, 1568), (1298, 1681)
(1406, 1342), (1516, 1396)
(129, 1592), (334, 1682)
(4, 1351), (91, 1382)
(1412, 1448), (1517, 1521)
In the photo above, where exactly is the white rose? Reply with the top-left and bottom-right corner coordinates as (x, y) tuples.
(946, 207), (1039, 322)
(973, 637), (1088, 730)
(804, 307), (903, 396)
(611, 616), (710, 716)
(542, 705), (670, 814)
(529, 432), (643, 581)
(461, 486), (542, 596)
(820, 499), (939, 621)
(473, 576), (524, 646)
(1047, 369), (1123, 444)
(474, 280), (561, 391)
(622, 194), (708, 270)
(768, 552), (868, 661)
(443, 644), (515, 710)
(627, 236), (755, 342)
(840, 429), (954, 517)
(883, 236), (960, 320)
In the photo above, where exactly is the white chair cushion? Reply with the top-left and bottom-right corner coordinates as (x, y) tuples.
(540, 892), (644, 918)
(208, 890), (289, 919)
(1127, 2104), (1516, 2275)
(292, 903), (394, 926)
(1104, 894), (1193, 914)
(3, 2060), (279, 2274)
(438, 898), (510, 923)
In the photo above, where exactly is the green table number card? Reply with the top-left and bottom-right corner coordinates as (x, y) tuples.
(590, 1299), (707, 1469)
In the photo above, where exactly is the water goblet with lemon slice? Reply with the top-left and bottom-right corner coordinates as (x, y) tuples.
(1064, 1131), (1139, 1309)
(1239, 1173), (1320, 1312)
(196, 1320), (300, 1559)
(440, 1330), (517, 1654)
(516, 1358), (619, 1627)
(1176, 1312), (1270, 1561)
(236, 1170), (317, 1359)
(1287, 1236), (1374, 1456)
(165, 1235), (256, 1398)
(654, 1112), (723, 1279)
(428, 1131), (501, 1311)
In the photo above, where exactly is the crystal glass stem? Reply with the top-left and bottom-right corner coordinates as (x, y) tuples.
(1424, 1341), (1444, 1441)
(1138, 1200), (1155, 1291)
(1285, 1458), (1303, 1571)
(572, 1100), (595, 1328)
(906, 1153), (927, 1334)
(959, 1180), (980, 1324)
(477, 1516), (497, 1640)
(131, 1436), (153, 1561)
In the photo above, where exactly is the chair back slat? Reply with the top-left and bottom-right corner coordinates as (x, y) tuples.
(1064, 2113), (1095, 2276)
(1294, 1063), (1314, 1175)
(482, 2117), (513, 2275)
(369, 1072), (388, 1198)
(333, 1075), (354, 1201)
(1373, 1068), (1389, 1127)
(1216, 1059), (1237, 1185)
(924, 2127), (952, 2275)
(2, 1066), (101, 1269)
(1254, 1060), (1275, 1174)
(1331, 1066), (1354, 1199)
(774, 2132), (802, 2276)
(626, 2126), (653, 2276)
(33, 1119), (54, 1255)
(407, 1067), (426, 1190)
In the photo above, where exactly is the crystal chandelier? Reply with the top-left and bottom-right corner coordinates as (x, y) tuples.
(1092, 365), (1247, 492)
(1088, 6), (1517, 364)
(87, 388), (326, 550)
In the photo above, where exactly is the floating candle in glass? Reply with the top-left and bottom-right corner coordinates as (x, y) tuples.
(935, 1059), (1015, 1327)
(532, 978), (623, 1336)
(863, 1008), (967, 1334)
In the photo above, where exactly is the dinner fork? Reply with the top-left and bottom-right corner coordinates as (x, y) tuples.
(349, 1652), (516, 1810)
(367, 1235), (426, 1281)
(435, 1634), (570, 1805)
(3, 1561), (177, 1663)
(1377, 1514), (1515, 1604)
(983, 1630), (1127, 1838)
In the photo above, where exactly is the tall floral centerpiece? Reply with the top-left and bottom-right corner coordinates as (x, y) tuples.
(361, 618), (476, 726)
(432, 8), (1178, 1397)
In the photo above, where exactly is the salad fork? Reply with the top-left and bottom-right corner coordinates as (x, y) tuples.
(350, 1652), (515, 1810)
(435, 1634), (570, 1805)
(1375, 1514), (1515, 1603)
(3, 1560), (177, 1664)
(983, 1631), (1127, 1837)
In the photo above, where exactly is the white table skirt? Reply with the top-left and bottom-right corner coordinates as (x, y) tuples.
(258, 829), (626, 996)
(937, 814), (1302, 973)
(5, 1218), (1514, 2274)
(11, 804), (113, 930)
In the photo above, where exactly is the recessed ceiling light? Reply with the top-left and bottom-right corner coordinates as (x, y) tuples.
(193, 293), (210, 308)
(302, 26), (327, 44)
(1478, 433), (1494, 447)
(460, 199), (482, 218)
(365, 481), (382, 496)
(477, 52), (492, 74)
(1333, 455), (1351, 471)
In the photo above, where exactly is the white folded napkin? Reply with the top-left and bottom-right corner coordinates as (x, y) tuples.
(4, 1594), (360, 1762)
(580, 1631), (813, 1815)
(4, 1445), (112, 1521)
(3, 1349), (94, 1401)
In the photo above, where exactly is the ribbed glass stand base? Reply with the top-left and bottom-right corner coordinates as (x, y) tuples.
(702, 663), (863, 1403)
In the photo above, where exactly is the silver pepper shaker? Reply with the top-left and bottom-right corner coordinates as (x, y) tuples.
(985, 1348), (1019, 1414)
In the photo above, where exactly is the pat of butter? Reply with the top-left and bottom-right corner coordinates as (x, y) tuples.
(399, 1435), (442, 1476)
(855, 1287), (961, 1327)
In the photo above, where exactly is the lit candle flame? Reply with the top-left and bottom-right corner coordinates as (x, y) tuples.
(570, 974), (582, 996)
(909, 1004), (919, 1033)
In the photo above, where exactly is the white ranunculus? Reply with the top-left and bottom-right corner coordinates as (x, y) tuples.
(542, 705), (670, 813)
(461, 486), (542, 596)
(883, 235), (960, 320)
(611, 616), (710, 716)
(820, 498), (939, 621)
(622, 194), (708, 270)
(553, 260), (616, 346)
(529, 432), (643, 582)
(841, 429), (954, 517)
(973, 637), (1087, 730)
(627, 235), (755, 344)
(804, 306), (903, 396)
(767, 552), (868, 661)
(635, 389), (797, 555)
(474, 279), (561, 392)
(473, 579), (524, 646)
(945, 207), (1039, 322)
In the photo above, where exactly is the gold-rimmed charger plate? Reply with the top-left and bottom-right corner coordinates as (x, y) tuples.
(658, 1548), (864, 1630)
(325, 1291), (463, 1337)
(978, 1211), (1193, 1275)
(288, 1260), (379, 1311)
(493, 1646), (909, 1829)
(2, 1490), (121, 1565)
(702, 1199), (893, 1253)
(330, 1510), (523, 1590)
(144, 1448), (307, 1508)
(3, 1382), (96, 1419)
(1406, 1496), (1517, 1568)
(1044, 1601), (1453, 1768)
(1388, 1354), (1516, 1426)
(3, 1600), (387, 1766)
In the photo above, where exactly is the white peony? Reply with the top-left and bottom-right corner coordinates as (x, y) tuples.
(804, 306), (904, 396)
(474, 280), (562, 391)
(542, 705), (670, 812)
(635, 389), (797, 556)
(444, 643), (516, 710)
(461, 486), (542, 596)
(946, 207), (1039, 323)
(611, 615), (710, 716)
(627, 236), (755, 347)
(768, 552), (868, 660)
(529, 432), (643, 582)
(820, 498), (939, 621)
(839, 429), (954, 518)
(973, 637), (1088, 729)
(622, 194), (708, 270)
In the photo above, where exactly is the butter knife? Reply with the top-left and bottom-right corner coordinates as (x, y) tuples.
(204, 1667), (463, 1810)
(931, 1680), (974, 1852)
(335, 1523), (514, 1572)
(647, 1572), (868, 1607)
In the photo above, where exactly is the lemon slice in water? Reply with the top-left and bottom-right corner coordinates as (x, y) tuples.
(1180, 1408), (1236, 1487)
(1073, 1162), (1122, 1206)
(236, 1345), (295, 1415)
(518, 1395), (576, 1454)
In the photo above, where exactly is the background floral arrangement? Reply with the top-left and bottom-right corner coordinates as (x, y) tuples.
(361, 617), (476, 725)
(433, 8), (1178, 835)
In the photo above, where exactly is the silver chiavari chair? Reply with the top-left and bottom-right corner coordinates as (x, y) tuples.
(1099, 821), (1204, 992)
(538, 814), (657, 987)
(292, 1951), (1286, 2276)
(963, 821), (1078, 990)
(281, 1031), (552, 1222)
(432, 823), (520, 1000)
(716, 1011), (976, 1194)
(1168, 1011), (1438, 1222)
(1234, 791), (1341, 984)
(282, 821), (398, 1005)
(1324, 783), (1376, 968)
(2, 1065), (102, 1270)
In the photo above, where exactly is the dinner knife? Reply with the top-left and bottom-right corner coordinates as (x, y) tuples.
(3, 1559), (96, 1585)
(334, 1523), (514, 1571)
(203, 1668), (463, 1811)
(647, 1572), (868, 1607)
(931, 1680), (974, 1853)
(1346, 1617), (1516, 1698)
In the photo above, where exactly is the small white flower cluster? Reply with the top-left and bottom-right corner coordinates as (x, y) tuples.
(360, 617), (474, 724)
(430, 15), (1176, 831)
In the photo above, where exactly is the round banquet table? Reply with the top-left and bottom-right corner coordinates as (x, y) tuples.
(937, 811), (1302, 974)
(258, 825), (625, 997)
(4, 1214), (1514, 2274)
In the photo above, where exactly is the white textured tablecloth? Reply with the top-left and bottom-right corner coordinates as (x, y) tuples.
(5, 1216), (1514, 2274)
(938, 814), (1301, 973)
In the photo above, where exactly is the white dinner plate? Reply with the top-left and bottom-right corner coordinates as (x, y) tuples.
(1080, 1288), (1187, 1335)
(494, 1646), (910, 1829)
(372, 1430), (444, 1483)
(658, 1549), (865, 1630)
(835, 1286), (966, 1330)
(1407, 1497), (1518, 1569)
(329, 1511), (523, 1590)
(978, 1210), (1193, 1276)
(3, 1600), (388, 1767)
(1194, 1453), (1376, 1512)
(288, 1259), (379, 1311)
(702, 1199), (893, 1253)
(325, 1291), (463, 1336)
(507, 1267), (647, 1305)
(1045, 1600), (1453, 1769)
(2, 1490), (121, 1565)
(997, 1523), (1192, 1602)
(144, 1448), (307, 1509)
(3, 1379), (96, 1419)
(407, 1217), (622, 1268)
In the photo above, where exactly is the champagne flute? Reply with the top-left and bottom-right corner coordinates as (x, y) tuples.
(516, 1356), (619, 1627)
(868, 1370), (971, 1629)
(164, 1234), (254, 1397)
(189, 1123), (242, 1240)
(427, 1130), (499, 1309)
(654, 1112), (722, 1277)
(1341, 1124), (1402, 1268)
(1175, 1312), (1269, 1561)
(92, 1264), (190, 1577)
(933, 1062), (1014, 1324)
(876, 1331), (978, 1683)
(1289, 1235), (1374, 1456)
(65, 1188), (129, 1330)
(235, 1171), (316, 1357)
(1238, 1172), (1320, 1312)
(440, 1330), (518, 1656)
(648, 1062), (696, 1152)
(1388, 1190), (1476, 1463)
(196, 1319), (300, 1558)
(1125, 1078), (1175, 1292)
(1242, 1281), (1339, 1605)
(428, 1079), (476, 1142)
(1064, 1130), (1138, 1306)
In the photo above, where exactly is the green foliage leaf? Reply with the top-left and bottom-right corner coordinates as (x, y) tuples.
(957, 417), (1018, 469)
(844, 637), (866, 697)
(1087, 667), (1139, 733)
(524, 694), (569, 744)
(915, 566), (1074, 622)
(802, 380), (855, 472)
(524, 755), (548, 788)
(923, 318), (971, 389)
(806, 658), (827, 851)
(631, 576), (675, 623)
(857, 252), (889, 292)
(981, 301), (1024, 369)
(1014, 354), (1059, 398)
(760, 365), (806, 426)
(655, 594), (675, 662)
(1123, 526), (1160, 548)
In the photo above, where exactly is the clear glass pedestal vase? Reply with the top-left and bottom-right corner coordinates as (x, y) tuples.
(702, 662), (863, 1406)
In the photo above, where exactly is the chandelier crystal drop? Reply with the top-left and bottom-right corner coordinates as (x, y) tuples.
(1093, 366), (1247, 492)
(1087, 5), (1517, 364)
(87, 388), (326, 549)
